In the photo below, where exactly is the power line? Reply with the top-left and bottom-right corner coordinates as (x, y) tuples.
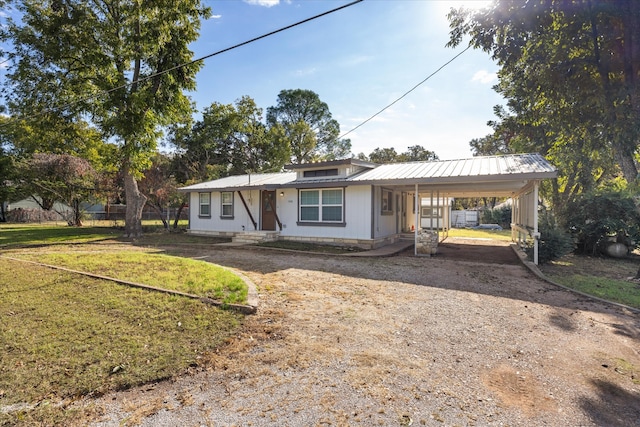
(338, 45), (472, 140)
(1, 0), (364, 126)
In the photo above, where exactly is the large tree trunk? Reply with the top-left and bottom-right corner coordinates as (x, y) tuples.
(124, 168), (147, 237)
(72, 198), (82, 227)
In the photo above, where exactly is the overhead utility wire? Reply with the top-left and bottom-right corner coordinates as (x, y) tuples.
(1, 0), (364, 125)
(338, 44), (472, 140)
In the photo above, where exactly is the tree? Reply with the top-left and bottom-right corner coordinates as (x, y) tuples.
(266, 89), (351, 163)
(398, 145), (439, 162)
(469, 107), (513, 156)
(17, 153), (98, 226)
(361, 145), (438, 163)
(0, 145), (19, 222)
(170, 96), (290, 183)
(1, 0), (209, 236)
(367, 147), (399, 164)
(448, 0), (640, 189)
(138, 153), (183, 230)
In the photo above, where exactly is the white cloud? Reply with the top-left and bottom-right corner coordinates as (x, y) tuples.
(471, 70), (497, 84)
(210, 14), (222, 19)
(244, 0), (280, 7)
(293, 67), (317, 77)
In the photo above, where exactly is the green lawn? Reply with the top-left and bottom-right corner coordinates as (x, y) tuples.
(0, 223), (119, 247)
(446, 227), (513, 241)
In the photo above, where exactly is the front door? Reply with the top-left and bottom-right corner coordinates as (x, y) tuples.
(261, 190), (276, 231)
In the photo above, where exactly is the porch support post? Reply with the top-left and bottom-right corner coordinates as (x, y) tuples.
(414, 184), (419, 256)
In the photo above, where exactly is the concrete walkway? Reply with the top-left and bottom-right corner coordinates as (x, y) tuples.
(343, 240), (414, 257)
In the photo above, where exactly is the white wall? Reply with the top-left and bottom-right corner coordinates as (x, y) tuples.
(277, 185), (373, 240)
(189, 190), (262, 233)
(372, 186), (397, 238)
(189, 186), (456, 240)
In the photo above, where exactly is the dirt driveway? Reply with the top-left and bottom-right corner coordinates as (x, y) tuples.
(91, 241), (640, 427)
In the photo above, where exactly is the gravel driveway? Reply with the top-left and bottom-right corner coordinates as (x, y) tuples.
(90, 241), (640, 426)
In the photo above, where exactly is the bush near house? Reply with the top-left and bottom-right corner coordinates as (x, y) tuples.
(526, 209), (574, 264)
(563, 191), (640, 256)
(481, 205), (512, 230)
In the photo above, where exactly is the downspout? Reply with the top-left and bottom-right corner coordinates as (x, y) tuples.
(370, 186), (375, 240)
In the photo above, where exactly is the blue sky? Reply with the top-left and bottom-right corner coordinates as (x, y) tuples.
(191, 0), (502, 160)
(1, 0), (502, 161)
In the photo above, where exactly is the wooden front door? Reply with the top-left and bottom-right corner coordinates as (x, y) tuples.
(261, 190), (276, 231)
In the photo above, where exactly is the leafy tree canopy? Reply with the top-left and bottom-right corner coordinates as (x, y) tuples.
(267, 89), (351, 163)
(449, 0), (640, 213)
(17, 153), (98, 225)
(359, 145), (438, 163)
(1, 0), (210, 236)
(170, 96), (290, 183)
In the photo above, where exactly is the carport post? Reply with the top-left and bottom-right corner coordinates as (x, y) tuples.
(414, 184), (419, 256)
(533, 181), (539, 265)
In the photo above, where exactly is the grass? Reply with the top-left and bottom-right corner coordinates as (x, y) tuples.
(549, 274), (640, 308)
(0, 258), (243, 426)
(0, 224), (119, 247)
(0, 223), (247, 425)
(539, 252), (640, 310)
(10, 250), (247, 304)
(446, 227), (513, 241)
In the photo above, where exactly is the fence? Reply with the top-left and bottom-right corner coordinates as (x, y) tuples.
(5, 205), (189, 224)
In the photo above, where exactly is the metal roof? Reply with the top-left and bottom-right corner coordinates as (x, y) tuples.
(347, 153), (556, 184)
(179, 154), (557, 197)
(178, 171), (296, 192)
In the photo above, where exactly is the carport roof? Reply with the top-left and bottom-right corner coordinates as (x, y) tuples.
(340, 153), (557, 197)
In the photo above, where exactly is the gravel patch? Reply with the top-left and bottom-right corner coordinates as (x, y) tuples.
(86, 243), (640, 427)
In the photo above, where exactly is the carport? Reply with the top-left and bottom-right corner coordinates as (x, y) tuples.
(350, 154), (557, 264)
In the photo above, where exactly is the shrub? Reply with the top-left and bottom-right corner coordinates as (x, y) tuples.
(481, 205), (512, 229)
(526, 209), (574, 264)
(563, 191), (640, 255)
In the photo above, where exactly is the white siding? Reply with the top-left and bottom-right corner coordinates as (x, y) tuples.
(374, 186), (397, 238)
(278, 185), (372, 240)
(189, 190), (262, 233)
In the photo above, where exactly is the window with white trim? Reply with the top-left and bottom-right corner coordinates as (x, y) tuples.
(299, 188), (343, 222)
(199, 192), (211, 217)
(220, 191), (234, 218)
(381, 188), (393, 215)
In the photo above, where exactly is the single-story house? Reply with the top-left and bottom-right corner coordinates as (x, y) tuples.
(179, 153), (557, 264)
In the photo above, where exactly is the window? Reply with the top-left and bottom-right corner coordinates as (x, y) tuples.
(299, 188), (343, 223)
(303, 168), (339, 178)
(381, 188), (393, 215)
(199, 192), (211, 217)
(220, 191), (234, 218)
